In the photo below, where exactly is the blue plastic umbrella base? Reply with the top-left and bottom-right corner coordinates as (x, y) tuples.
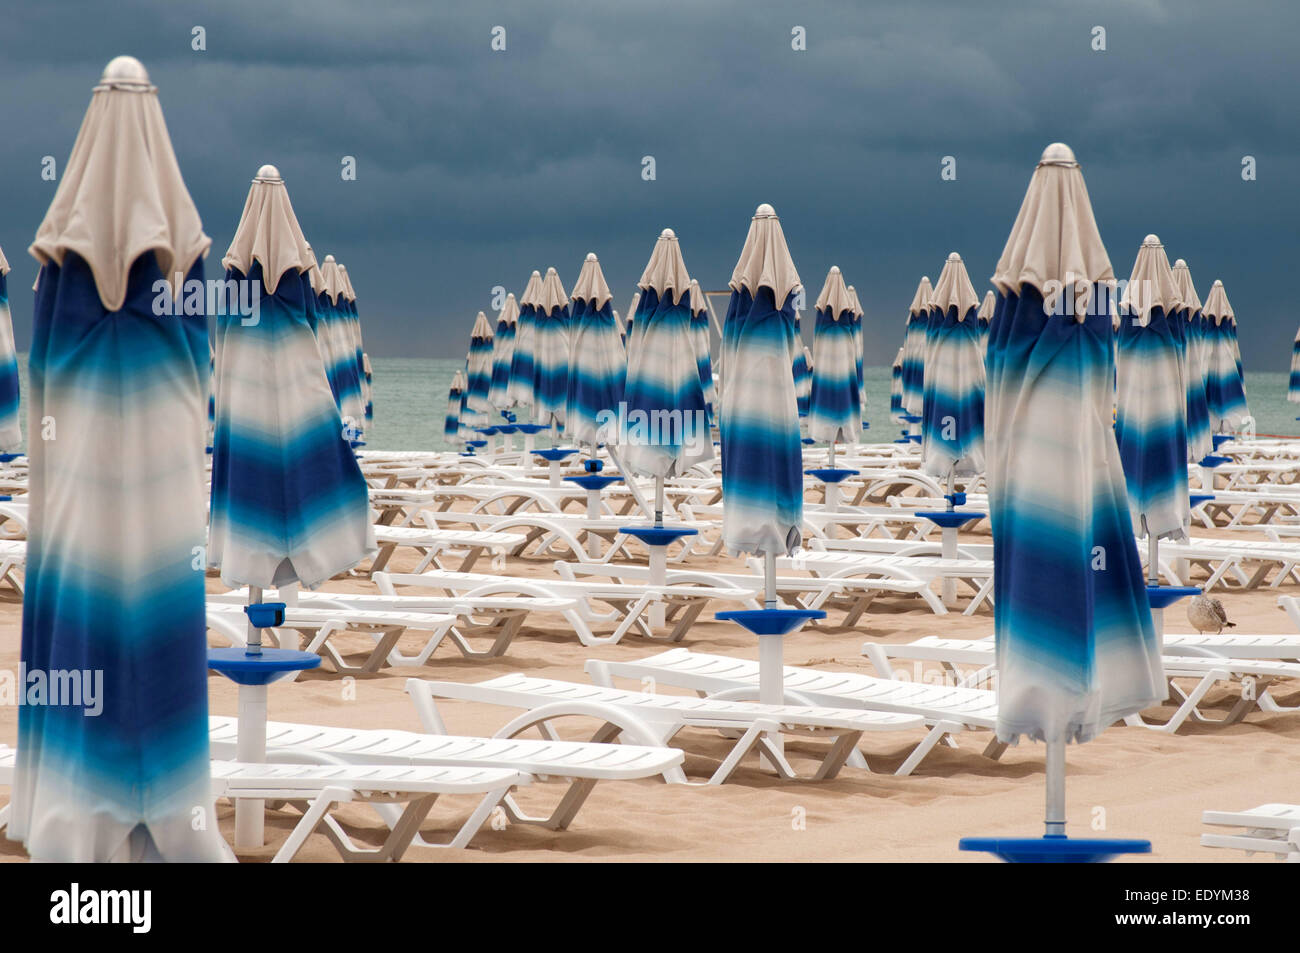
(619, 525), (698, 546)
(916, 510), (985, 529)
(565, 475), (622, 491)
(715, 608), (826, 635)
(1189, 493), (1215, 507)
(208, 648), (321, 686)
(533, 448), (577, 462)
(805, 467), (859, 484)
(959, 835), (1151, 863)
(1146, 585), (1200, 610)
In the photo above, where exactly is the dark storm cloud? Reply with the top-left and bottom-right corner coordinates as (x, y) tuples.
(0, 0), (1294, 368)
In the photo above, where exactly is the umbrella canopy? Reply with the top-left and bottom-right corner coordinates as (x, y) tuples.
(792, 312), (811, 416)
(463, 310), (494, 426)
(444, 367), (465, 442)
(808, 266), (861, 444)
(624, 291), (641, 357)
(209, 163), (376, 591)
(1203, 280), (1249, 431)
(622, 229), (712, 476)
(0, 248), (21, 450)
(531, 267), (570, 428)
(1171, 259), (1212, 459)
(901, 276), (933, 416)
(847, 284), (866, 421)
(688, 279), (717, 420)
(506, 270), (542, 410)
(986, 142), (1163, 745)
(977, 290), (995, 354)
(721, 204), (804, 556)
(362, 351), (373, 427)
(565, 252), (625, 448)
(889, 347), (905, 422)
(14, 55), (224, 861)
(488, 292), (519, 412)
(316, 255), (366, 437)
(1291, 329), (1300, 404)
(1114, 235), (1189, 541)
(921, 252), (985, 477)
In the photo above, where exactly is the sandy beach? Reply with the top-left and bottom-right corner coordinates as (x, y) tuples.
(3, 513), (1292, 864)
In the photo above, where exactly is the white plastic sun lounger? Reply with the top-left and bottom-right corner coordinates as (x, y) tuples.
(862, 635), (1300, 733)
(1156, 538), (1300, 591)
(377, 569), (758, 645)
(368, 525), (528, 574)
(0, 744), (525, 862)
(1201, 804), (1300, 861)
(210, 587), (582, 662)
(554, 559), (934, 621)
(0, 539), (24, 594)
(424, 510), (710, 564)
(209, 715), (684, 836)
(585, 648), (1005, 776)
(406, 674), (923, 784)
(772, 552), (994, 615)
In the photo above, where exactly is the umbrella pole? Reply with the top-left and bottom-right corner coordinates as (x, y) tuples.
(941, 470), (958, 606)
(654, 475), (665, 527)
(825, 442), (839, 512)
(246, 585), (263, 655)
(758, 550), (785, 770)
(1147, 530), (1159, 587)
(236, 583), (267, 848)
(1045, 738), (1066, 837)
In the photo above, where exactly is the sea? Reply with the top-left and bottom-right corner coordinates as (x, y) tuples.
(9, 357), (1299, 453)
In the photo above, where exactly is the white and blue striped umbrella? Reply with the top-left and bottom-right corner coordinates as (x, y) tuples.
(901, 276), (932, 417)
(14, 56), (225, 861)
(792, 311), (811, 417)
(1172, 260), (1212, 458)
(1203, 280), (1249, 431)
(688, 279), (717, 421)
(531, 267), (570, 429)
(506, 270), (542, 411)
(1114, 235), (1189, 541)
(487, 292), (518, 412)
(986, 143), (1162, 745)
(624, 291), (641, 358)
(808, 266), (860, 444)
(623, 229), (713, 476)
(1291, 329), (1300, 404)
(338, 263), (368, 437)
(315, 256), (366, 438)
(922, 253), (985, 478)
(463, 310), (494, 427)
(565, 253), (624, 448)
(721, 205), (804, 556)
(362, 351), (373, 428)
(444, 367), (465, 442)
(889, 347), (905, 422)
(209, 165), (376, 591)
(977, 290), (995, 355)
(847, 284), (866, 423)
(0, 249), (21, 450)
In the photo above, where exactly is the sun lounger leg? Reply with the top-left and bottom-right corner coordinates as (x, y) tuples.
(895, 720), (962, 776)
(812, 730), (866, 779)
(271, 786), (354, 862)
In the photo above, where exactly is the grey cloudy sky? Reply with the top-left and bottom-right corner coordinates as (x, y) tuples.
(1, 1), (1294, 367)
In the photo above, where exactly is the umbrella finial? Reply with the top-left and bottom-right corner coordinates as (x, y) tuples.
(829, 265), (840, 273)
(1213, 279), (1223, 286)
(1039, 142), (1078, 167)
(546, 267), (557, 275)
(948, 251), (962, 262)
(254, 164), (282, 183)
(755, 203), (776, 218)
(98, 55), (152, 89)
(585, 252), (598, 261)
(1174, 258), (1187, 268)
(1143, 234), (1161, 246)
(323, 254), (336, 263)
(660, 228), (675, 239)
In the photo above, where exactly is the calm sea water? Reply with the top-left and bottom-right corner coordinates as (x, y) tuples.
(10, 356), (1300, 452)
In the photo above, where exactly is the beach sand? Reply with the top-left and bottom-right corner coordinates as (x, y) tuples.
(1, 520), (1296, 863)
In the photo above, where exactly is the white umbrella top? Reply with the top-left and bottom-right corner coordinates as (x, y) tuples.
(571, 252), (613, 309)
(1170, 259), (1203, 314)
(978, 290), (996, 320)
(498, 292), (519, 327)
(638, 228), (693, 304)
(930, 252), (979, 319)
(1120, 235), (1182, 326)
(908, 276), (933, 315)
(687, 278), (709, 316)
(0, 245), (9, 276)
(338, 263), (357, 302)
(31, 55), (210, 312)
(222, 164), (314, 294)
(729, 204), (801, 305)
(814, 265), (854, 318)
(471, 310), (492, 337)
(1202, 280), (1235, 325)
(846, 284), (864, 318)
(519, 270), (542, 308)
(992, 142), (1114, 321)
(536, 266), (568, 314)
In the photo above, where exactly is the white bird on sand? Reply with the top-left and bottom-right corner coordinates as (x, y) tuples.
(1186, 595), (1236, 634)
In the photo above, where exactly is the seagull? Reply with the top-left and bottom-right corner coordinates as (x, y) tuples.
(1186, 595), (1236, 634)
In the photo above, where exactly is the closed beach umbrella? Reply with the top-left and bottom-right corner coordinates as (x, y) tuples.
(1203, 280), (1249, 432)
(362, 351), (373, 428)
(623, 229), (712, 477)
(444, 367), (465, 443)
(921, 252), (985, 478)
(209, 163), (376, 590)
(985, 142), (1162, 752)
(338, 263), (367, 435)
(506, 270), (542, 410)
(977, 290), (995, 354)
(808, 266), (861, 445)
(720, 204), (804, 557)
(0, 249), (20, 449)
(1115, 235), (1189, 552)
(1171, 259), (1212, 459)
(488, 292), (519, 412)
(792, 312), (811, 416)
(901, 276), (933, 417)
(531, 267), (570, 429)
(13, 56), (224, 861)
(624, 291), (642, 358)
(1291, 329), (1300, 404)
(889, 347), (905, 423)
(688, 278), (717, 420)
(565, 252), (624, 449)
(847, 284), (866, 422)
(463, 309), (494, 426)
(316, 256), (365, 437)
